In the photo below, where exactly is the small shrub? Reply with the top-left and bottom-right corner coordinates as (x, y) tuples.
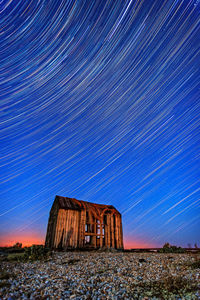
(0, 242), (23, 253)
(158, 243), (186, 253)
(13, 242), (22, 248)
(24, 245), (51, 261)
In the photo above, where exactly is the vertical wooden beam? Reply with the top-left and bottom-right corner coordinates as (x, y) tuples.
(111, 213), (115, 248)
(70, 210), (73, 248)
(62, 210), (65, 248)
(107, 214), (111, 248)
(51, 215), (57, 249)
(90, 214), (96, 248)
(69, 210), (74, 247)
(104, 215), (107, 248)
(55, 210), (62, 248)
(94, 217), (97, 248)
(72, 210), (75, 248)
(66, 210), (69, 248)
(74, 211), (78, 248)
(77, 210), (81, 249)
(119, 215), (124, 249)
(54, 212), (59, 248)
(62, 210), (66, 249)
(115, 214), (118, 249)
(74, 211), (79, 248)
(79, 209), (86, 248)
(100, 218), (103, 247)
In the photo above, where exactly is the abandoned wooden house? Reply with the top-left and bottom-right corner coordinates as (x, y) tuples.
(45, 195), (123, 250)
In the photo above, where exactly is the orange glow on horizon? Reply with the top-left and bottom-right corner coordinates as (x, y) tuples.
(0, 231), (154, 249)
(0, 231), (44, 247)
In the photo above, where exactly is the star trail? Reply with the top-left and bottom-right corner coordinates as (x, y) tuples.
(0, 0), (200, 247)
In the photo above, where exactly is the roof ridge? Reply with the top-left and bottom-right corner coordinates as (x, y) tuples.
(54, 195), (119, 213)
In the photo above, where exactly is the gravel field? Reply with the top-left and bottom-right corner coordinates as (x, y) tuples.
(0, 251), (200, 299)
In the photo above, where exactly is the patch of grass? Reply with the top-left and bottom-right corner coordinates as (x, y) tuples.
(1, 245), (52, 262)
(7, 252), (26, 261)
(131, 276), (199, 298)
(0, 245), (24, 254)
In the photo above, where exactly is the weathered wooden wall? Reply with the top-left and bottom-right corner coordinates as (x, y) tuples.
(46, 206), (123, 250)
(45, 202), (59, 249)
(103, 213), (123, 249)
(53, 209), (81, 249)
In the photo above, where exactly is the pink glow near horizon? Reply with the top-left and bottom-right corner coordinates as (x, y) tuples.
(0, 231), (154, 248)
(0, 232), (45, 247)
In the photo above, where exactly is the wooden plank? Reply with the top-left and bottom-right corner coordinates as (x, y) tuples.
(79, 210), (86, 248)
(51, 215), (58, 249)
(115, 215), (118, 249)
(54, 212), (59, 248)
(117, 214), (122, 249)
(77, 210), (81, 248)
(69, 210), (74, 247)
(82, 210), (86, 247)
(63, 210), (67, 249)
(60, 210), (64, 247)
(73, 211), (77, 248)
(76, 210), (80, 248)
(71, 210), (74, 248)
(93, 216), (97, 248)
(100, 218), (103, 247)
(73, 211), (79, 248)
(65, 209), (70, 248)
(64, 209), (68, 248)
(104, 215), (107, 248)
(55, 210), (61, 248)
(107, 214), (111, 248)
(120, 215), (123, 249)
(111, 214), (115, 248)
(60, 210), (65, 248)
(84, 233), (104, 236)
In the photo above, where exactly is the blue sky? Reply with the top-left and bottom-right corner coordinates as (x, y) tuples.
(0, 0), (199, 247)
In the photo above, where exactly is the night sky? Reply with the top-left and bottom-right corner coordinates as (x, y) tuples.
(0, 0), (200, 248)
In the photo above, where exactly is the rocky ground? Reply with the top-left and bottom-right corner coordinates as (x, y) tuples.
(0, 251), (200, 299)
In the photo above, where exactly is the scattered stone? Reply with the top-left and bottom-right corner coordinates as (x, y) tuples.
(0, 252), (199, 299)
(138, 258), (147, 263)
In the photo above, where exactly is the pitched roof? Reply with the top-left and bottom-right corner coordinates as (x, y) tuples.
(54, 195), (120, 217)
